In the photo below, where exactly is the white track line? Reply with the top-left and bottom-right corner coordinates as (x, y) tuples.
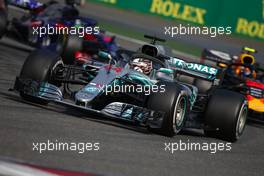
(0, 161), (57, 176)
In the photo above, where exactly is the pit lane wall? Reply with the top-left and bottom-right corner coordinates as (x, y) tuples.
(90, 0), (264, 41)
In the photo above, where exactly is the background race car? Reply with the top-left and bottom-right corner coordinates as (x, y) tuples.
(201, 47), (264, 121)
(2, 0), (118, 63)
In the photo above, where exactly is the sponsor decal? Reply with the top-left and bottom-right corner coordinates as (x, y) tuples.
(150, 0), (207, 25)
(170, 58), (218, 75)
(236, 18), (264, 39)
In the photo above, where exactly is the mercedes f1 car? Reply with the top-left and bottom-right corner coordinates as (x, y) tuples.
(201, 47), (263, 121)
(12, 36), (248, 142)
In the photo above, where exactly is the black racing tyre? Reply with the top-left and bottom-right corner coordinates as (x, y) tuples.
(204, 89), (248, 142)
(147, 81), (189, 136)
(20, 49), (62, 104)
(61, 34), (83, 64)
(0, 10), (7, 39)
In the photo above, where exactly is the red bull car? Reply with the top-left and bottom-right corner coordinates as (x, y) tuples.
(201, 47), (264, 121)
(245, 80), (264, 118)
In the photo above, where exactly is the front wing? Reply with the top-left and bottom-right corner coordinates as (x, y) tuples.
(13, 77), (165, 129)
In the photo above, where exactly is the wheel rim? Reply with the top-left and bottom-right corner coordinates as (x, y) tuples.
(236, 103), (248, 138)
(173, 96), (187, 132)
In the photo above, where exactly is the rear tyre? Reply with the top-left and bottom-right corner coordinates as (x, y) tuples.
(61, 34), (83, 64)
(19, 49), (62, 104)
(204, 89), (248, 142)
(147, 81), (189, 136)
(0, 10), (7, 39)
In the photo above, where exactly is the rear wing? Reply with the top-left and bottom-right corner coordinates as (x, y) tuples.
(168, 57), (219, 81)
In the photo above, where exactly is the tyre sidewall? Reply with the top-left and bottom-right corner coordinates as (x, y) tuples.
(205, 89), (248, 141)
(20, 49), (61, 82)
(147, 81), (189, 136)
(19, 49), (61, 104)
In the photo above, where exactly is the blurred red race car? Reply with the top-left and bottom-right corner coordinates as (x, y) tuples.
(201, 47), (264, 121)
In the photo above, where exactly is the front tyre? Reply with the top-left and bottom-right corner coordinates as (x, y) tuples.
(147, 81), (189, 136)
(19, 49), (62, 104)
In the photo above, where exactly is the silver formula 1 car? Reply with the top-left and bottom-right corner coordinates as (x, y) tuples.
(12, 36), (248, 142)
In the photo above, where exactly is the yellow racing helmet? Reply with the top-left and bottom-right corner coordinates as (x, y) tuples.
(239, 47), (256, 65)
